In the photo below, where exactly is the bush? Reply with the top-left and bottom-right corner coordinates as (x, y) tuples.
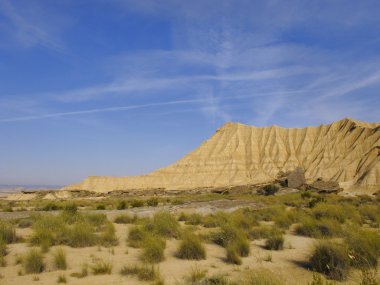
(131, 199), (144, 208)
(359, 205), (380, 227)
(68, 221), (97, 247)
(53, 247), (67, 270)
(265, 234), (284, 250)
(18, 218), (33, 228)
(116, 200), (127, 210)
(63, 203), (78, 214)
(212, 224), (243, 247)
(346, 227), (380, 268)
(176, 233), (206, 260)
(312, 204), (346, 223)
(0, 221), (17, 243)
(0, 239), (7, 266)
(225, 245), (242, 265)
(141, 236), (166, 263)
(147, 198), (159, 207)
(241, 270), (285, 285)
(91, 259), (112, 275)
(309, 242), (350, 281)
(202, 212), (229, 228)
(261, 184), (279, 196)
(96, 204), (106, 210)
(128, 226), (147, 248)
(57, 274), (67, 283)
(100, 222), (118, 247)
(150, 211), (180, 238)
(249, 225), (280, 240)
(23, 248), (45, 274)
(120, 264), (160, 281)
(295, 217), (342, 238)
(114, 214), (136, 224)
(185, 213), (203, 225)
(42, 202), (60, 211)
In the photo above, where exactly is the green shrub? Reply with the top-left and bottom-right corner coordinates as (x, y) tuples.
(295, 217), (342, 238)
(0, 239), (7, 266)
(68, 221), (97, 247)
(23, 248), (45, 274)
(42, 202), (60, 211)
(0, 221), (17, 243)
(57, 274), (67, 283)
(312, 204), (346, 223)
(176, 233), (206, 260)
(241, 270), (285, 285)
(359, 205), (380, 226)
(249, 225), (280, 240)
(225, 244), (242, 265)
(230, 209), (259, 230)
(346, 227), (380, 268)
(141, 236), (166, 263)
(120, 264), (160, 281)
(202, 212), (229, 228)
(18, 218), (33, 228)
(265, 234), (284, 250)
(128, 226), (147, 248)
(185, 265), (207, 282)
(147, 198), (159, 207)
(150, 211), (180, 238)
(234, 237), (250, 257)
(261, 184), (279, 196)
(131, 199), (144, 208)
(117, 200), (128, 210)
(114, 214), (136, 224)
(96, 204), (106, 210)
(63, 203), (78, 214)
(91, 259), (112, 275)
(84, 213), (107, 229)
(185, 213), (203, 225)
(100, 222), (118, 247)
(309, 242), (350, 281)
(274, 210), (298, 229)
(212, 224), (243, 247)
(53, 247), (67, 270)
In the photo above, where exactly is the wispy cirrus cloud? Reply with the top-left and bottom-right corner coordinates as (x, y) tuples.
(0, 0), (64, 50)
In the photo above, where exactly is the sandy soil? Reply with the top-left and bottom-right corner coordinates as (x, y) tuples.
(0, 220), (377, 285)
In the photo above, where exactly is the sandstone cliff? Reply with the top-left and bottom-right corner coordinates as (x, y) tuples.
(63, 118), (380, 193)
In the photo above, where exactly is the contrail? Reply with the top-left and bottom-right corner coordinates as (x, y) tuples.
(0, 90), (311, 123)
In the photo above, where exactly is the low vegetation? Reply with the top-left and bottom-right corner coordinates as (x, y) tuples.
(91, 259), (112, 275)
(120, 264), (161, 282)
(114, 214), (136, 224)
(309, 242), (350, 281)
(29, 210), (118, 250)
(265, 234), (284, 250)
(53, 247), (67, 270)
(141, 236), (166, 263)
(176, 232), (206, 260)
(23, 248), (45, 274)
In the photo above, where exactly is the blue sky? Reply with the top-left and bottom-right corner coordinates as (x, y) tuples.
(1, 0), (380, 185)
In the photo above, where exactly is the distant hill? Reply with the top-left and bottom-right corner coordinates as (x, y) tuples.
(63, 118), (380, 193)
(0, 184), (61, 193)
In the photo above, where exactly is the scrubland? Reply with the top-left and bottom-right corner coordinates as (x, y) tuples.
(0, 190), (379, 284)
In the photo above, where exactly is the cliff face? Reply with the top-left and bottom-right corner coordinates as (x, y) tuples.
(63, 118), (380, 193)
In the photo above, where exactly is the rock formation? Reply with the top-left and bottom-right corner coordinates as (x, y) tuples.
(63, 118), (380, 193)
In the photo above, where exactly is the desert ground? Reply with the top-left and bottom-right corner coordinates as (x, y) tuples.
(0, 189), (379, 285)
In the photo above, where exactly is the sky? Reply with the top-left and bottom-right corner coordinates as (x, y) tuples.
(1, 0), (380, 186)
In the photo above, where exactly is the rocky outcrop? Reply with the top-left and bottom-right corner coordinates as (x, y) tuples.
(63, 118), (380, 193)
